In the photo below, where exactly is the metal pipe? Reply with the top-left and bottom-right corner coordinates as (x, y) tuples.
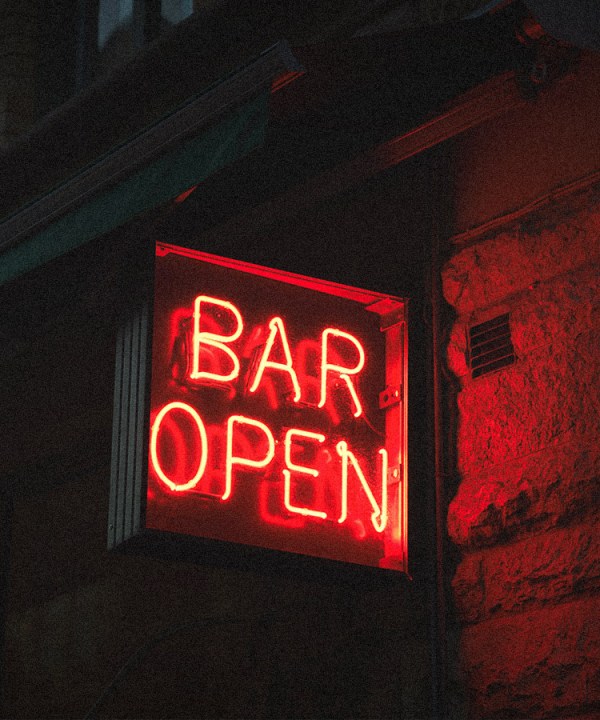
(429, 152), (448, 720)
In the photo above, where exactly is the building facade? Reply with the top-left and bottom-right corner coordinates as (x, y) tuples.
(0, 2), (598, 718)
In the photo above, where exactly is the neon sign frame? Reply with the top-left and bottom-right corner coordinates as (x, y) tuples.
(108, 242), (408, 574)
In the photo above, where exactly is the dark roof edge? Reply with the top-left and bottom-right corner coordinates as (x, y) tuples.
(0, 41), (302, 254)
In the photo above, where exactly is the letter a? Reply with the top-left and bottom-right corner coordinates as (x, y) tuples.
(248, 317), (301, 402)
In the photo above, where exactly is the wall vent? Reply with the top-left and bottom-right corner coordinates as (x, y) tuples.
(467, 313), (515, 378)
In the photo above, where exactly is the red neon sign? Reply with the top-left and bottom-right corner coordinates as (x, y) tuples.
(147, 242), (408, 572)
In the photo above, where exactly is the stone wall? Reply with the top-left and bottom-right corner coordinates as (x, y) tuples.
(443, 185), (600, 719)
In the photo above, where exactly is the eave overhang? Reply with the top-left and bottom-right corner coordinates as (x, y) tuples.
(0, 41), (303, 285)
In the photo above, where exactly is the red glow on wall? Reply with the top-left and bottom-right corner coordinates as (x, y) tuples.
(147, 242), (408, 572)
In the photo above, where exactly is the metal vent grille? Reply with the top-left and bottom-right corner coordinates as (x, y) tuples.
(468, 313), (515, 378)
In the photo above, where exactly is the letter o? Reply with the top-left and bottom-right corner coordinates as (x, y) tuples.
(150, 402), (208, 492)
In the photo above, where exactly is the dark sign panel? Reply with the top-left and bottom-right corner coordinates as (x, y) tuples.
(112, 242), (408, 572)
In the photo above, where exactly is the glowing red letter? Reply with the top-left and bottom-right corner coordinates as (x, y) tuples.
(283, 429), (327, 519)
(336, 442), (388, 532)
(191, 296), (243, 383)
(150, 402), (208, 492)
(224, 415), (275, 501)
(319, 328), (365, 417)
(248, 317), (301, 402)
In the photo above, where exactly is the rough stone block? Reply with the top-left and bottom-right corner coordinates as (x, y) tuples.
(452, 519), (600, 623)
(459, 597), (600, 719)
(442, 189), (600, 315)
(446, 263), (600, 380)
(447, 440), (600, 549)
(454, 329), (600, 477)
